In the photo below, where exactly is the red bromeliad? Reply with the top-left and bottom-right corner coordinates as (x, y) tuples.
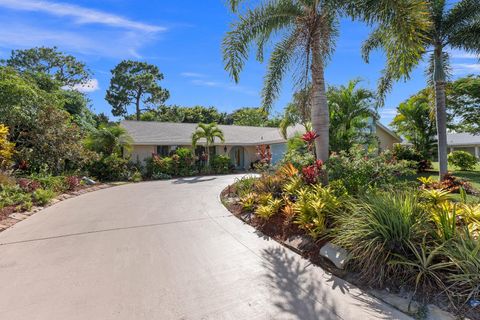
(301, 159), (324, 184)
(302, 130), (319, 143)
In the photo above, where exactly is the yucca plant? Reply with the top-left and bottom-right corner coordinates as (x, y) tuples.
(332, 192), (427, 285)
(390, 239), (451, 306)
(444, 230), (480, 305)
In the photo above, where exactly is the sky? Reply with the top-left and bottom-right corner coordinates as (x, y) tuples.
(0, 0), (478, 127)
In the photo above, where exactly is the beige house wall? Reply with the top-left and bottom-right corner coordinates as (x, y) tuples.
(131, 145), (156, 163)
(376, 126), (401, 151)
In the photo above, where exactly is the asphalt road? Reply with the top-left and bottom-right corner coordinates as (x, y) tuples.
(0, 174), (411, 320)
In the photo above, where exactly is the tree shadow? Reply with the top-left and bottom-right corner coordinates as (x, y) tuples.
(172, 176), (217, 184)
(260, 246), (339, 320)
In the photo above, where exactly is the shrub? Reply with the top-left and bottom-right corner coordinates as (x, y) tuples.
(420, 173), (477, 195)
(86, 154), (130, 181)
(173, 147), (195, 176)
(65, 176), (80, 191)
(280, 133), (315, 170)
(253, 174), (283, 196)
(33, 188), (56, 206)
(448, 151), (478, 171)
(327, 150), (415, 195)
(17, 178), (41, 192)
(332, 192), (427, 285)
(392, 144), (432, 172)
(211, 155), (232, 174)
(0, 172), (15, 187)
(0, 185), (32, 209)
(129, 171), (142, 183)
(0, 124), (15, 169)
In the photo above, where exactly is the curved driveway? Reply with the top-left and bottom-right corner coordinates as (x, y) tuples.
(0, 175), (410, 320)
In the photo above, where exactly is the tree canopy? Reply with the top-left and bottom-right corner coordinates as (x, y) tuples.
(3, 46), (91, 87)
(447, 75), (480, 135)
(106, 60), (170, 121)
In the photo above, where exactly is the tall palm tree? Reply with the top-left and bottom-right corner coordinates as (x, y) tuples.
(191, 123), (225, 166)
(84, 124), (132, 156)
(328, 79), (377, 152)
(223, 0), (429, 164)
(363, 0), (480, 178)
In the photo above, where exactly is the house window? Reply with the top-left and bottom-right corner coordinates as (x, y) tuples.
(156, 145), (169, 157)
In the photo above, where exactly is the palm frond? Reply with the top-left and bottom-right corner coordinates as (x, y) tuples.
(222, 0), (301, 83)
(262, 28), (300, 110)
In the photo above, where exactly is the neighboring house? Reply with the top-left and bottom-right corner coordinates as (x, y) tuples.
(121, 120), (401, 170)
(447, 133), (480, 159)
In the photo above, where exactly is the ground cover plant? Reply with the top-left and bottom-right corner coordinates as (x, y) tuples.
(222, 146), (480, 318)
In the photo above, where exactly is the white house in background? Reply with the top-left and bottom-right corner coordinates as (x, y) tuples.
(121, 120), (401, 170)
(447, 133), (480, 159)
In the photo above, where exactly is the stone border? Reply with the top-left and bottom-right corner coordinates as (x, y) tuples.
(0, 183), (120, 233)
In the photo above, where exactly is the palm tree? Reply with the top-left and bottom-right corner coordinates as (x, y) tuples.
(391, 90), (437, 159)
(223, 0), (429, 165)
(328, 79), (377, 152)
(279, 86), (312, 139)
(191, 123), (225, 166)
(84, 124), (132, 156)
(363, 0), (480, 178)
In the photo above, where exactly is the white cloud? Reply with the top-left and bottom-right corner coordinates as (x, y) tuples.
(0, 0), (165, 32)
(181, 72), (206, 78)
(70, 79), (99, 93)
(0, 22), (157, 58)
(452, 63), (480, 75)
(449, 50), (479, 59)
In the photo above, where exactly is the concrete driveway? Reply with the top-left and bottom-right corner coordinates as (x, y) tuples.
(0, 174), (411, 320)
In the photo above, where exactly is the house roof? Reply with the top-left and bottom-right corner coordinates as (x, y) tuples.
(121, 120), (299, 146)
(447, 133), (480, 146)
(121, 120), (400, 146)
(376, 121), (402, 142)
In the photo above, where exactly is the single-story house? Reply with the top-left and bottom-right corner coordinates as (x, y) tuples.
(447, 133), (480, 159)
(121, 120), (401, 170)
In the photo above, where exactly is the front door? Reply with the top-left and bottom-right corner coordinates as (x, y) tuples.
(229, 146), (245, 170)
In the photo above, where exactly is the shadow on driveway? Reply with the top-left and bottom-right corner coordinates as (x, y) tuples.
(173, 176), (217, 184)
(261, 246), (339, 319)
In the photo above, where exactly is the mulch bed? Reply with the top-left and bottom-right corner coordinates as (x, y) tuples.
(220, 185), (479, 320)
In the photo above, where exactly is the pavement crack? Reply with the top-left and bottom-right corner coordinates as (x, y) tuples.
(0, 216), (229, 246)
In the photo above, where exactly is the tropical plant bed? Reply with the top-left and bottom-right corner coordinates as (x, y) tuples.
(220, 170), (480, 320)
(0, 182), (115, 233)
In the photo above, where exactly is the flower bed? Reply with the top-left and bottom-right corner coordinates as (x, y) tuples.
(221, 157), (480, 320)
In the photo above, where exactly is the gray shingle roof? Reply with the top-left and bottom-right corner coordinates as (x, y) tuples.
(447, 133), (480, 146)
(121, 120), (401, 146)
(121, 120), (297, 145)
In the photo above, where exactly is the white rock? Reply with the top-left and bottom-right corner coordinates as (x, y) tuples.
(319, 242), (349, 269)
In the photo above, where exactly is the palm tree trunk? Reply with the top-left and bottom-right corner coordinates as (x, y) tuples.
(433, 45), (448, 178)
(310, 36), (329, 165)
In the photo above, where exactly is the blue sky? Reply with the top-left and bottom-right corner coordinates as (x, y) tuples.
(0, 0), (478, 126)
